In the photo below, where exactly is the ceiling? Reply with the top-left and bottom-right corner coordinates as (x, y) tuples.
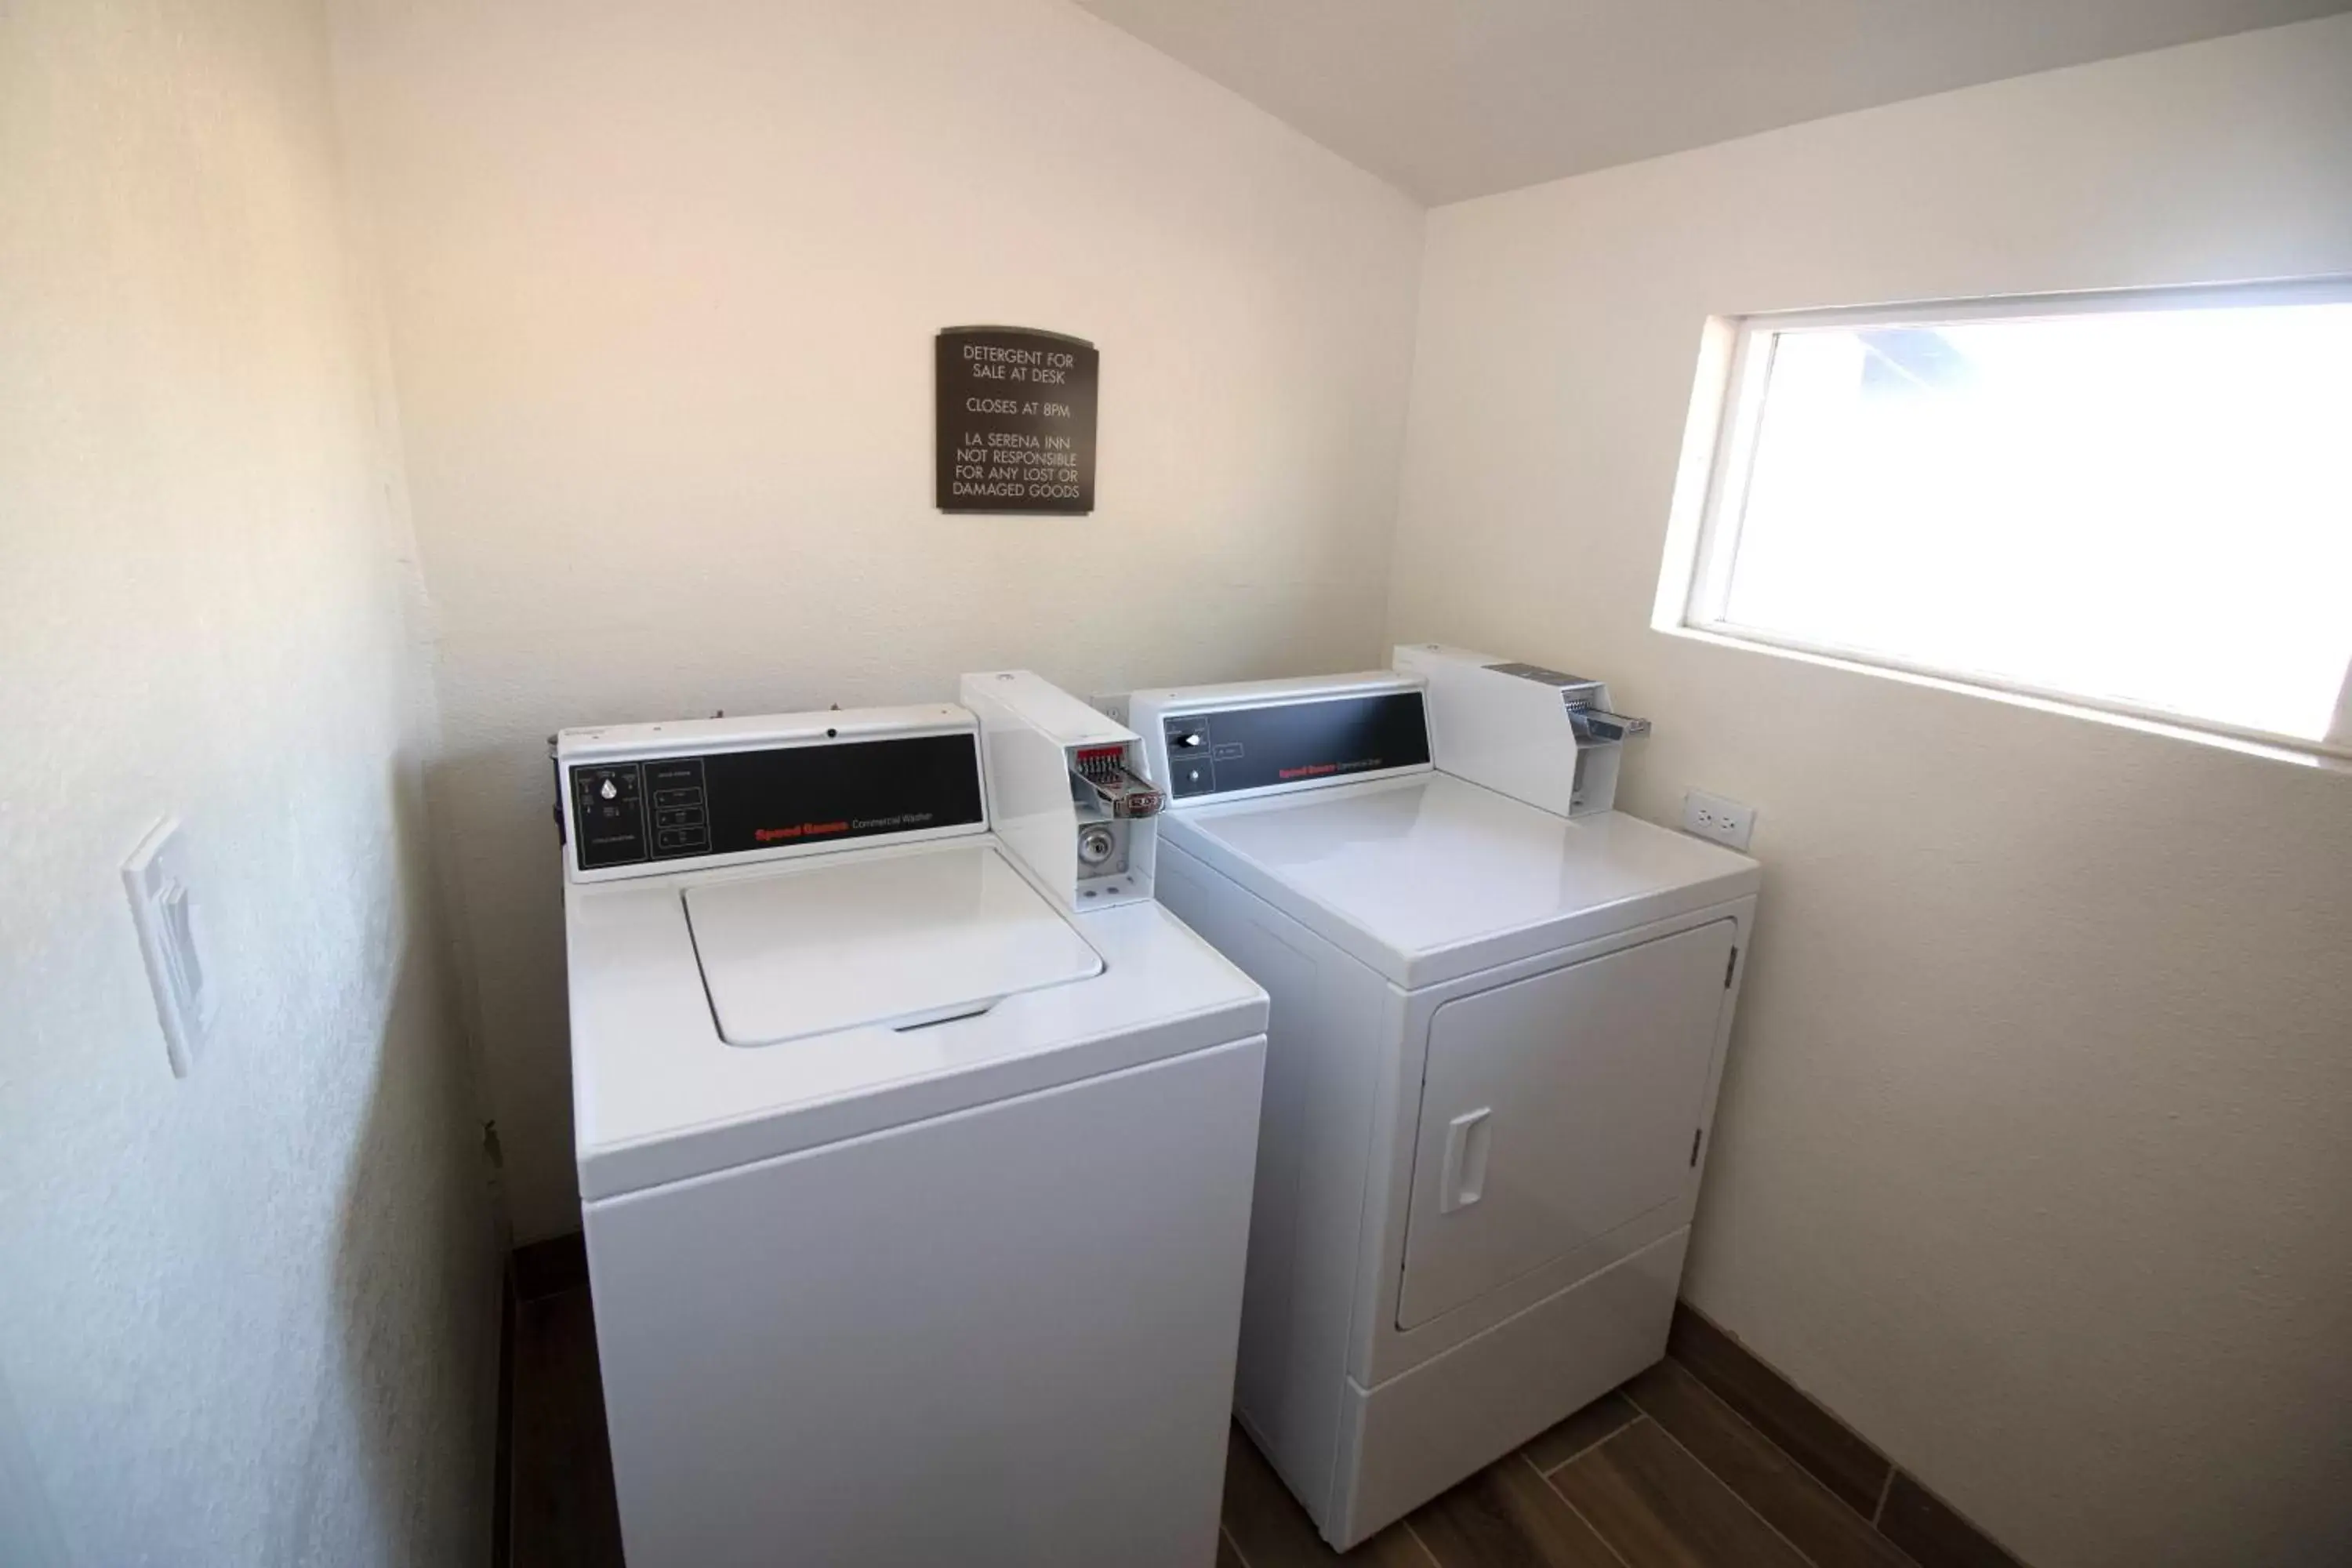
(1076, 0), (2350, 203)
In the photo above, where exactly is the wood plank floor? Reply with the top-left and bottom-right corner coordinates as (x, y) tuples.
(506, 1281), (1933, 1568)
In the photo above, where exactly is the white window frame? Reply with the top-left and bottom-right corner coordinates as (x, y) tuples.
(1653, 278), (2352, 765)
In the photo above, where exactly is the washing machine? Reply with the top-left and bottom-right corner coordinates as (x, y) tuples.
(1112, 644), (1760, 1548)
(558, 670), (1268, 1568)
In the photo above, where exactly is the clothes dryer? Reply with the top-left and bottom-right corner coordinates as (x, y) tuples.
(1116, 647), (1758, 1548)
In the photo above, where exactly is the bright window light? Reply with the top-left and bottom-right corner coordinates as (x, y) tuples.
(1668, 283), (2352, 753)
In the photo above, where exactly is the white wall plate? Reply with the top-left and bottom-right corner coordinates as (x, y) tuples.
(122, 817), (216, 1077)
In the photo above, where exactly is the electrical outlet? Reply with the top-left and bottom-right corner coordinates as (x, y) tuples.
(1682, 789), (1756, 851)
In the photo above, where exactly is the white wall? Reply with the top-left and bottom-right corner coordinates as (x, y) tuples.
(1391, 18), (2352, 1568)
(0, 1), (498, 1562)
(329, 0), (1427, 1239)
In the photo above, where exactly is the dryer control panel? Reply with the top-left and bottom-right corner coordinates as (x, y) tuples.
(1157, 691), (1430, 800)
(556, 708), (988, 881)
(1127, 676), (1435, 807)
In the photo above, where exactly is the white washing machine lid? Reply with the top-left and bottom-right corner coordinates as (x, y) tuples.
(684, 844), (1103, 1045)
(1163, 771), (1759, 989)
(565, 834), (1269, 1200)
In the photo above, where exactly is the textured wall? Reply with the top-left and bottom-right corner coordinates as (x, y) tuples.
(1389, 19), (2352, 1567)
(329, 0), (1427, 1239)
(0, 1), (499, 1562)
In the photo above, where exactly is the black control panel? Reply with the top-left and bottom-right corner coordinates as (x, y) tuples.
(568, 732), (985, 873)
(1163, 691), (1432, 800)
(1486, 660), (1592, 688)
(572, 761), (652, 869)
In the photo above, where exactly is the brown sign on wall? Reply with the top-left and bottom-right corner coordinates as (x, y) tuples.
(935, 326), (1098, 514)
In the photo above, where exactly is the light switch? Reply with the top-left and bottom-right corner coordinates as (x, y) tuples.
(122, 818), (217, 1077)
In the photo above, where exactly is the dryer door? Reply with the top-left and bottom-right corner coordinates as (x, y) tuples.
(1396, 918), (1733, 1330)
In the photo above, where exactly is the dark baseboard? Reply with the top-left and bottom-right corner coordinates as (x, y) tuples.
(495, 1232), (583, 1565)
(1670, 1301), (2029, 1568)
(512, 1230), (588, 1302)
(491, 1265), (516, 1568)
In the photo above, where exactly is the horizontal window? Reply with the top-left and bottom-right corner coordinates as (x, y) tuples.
(1661, 281), (2352, 757)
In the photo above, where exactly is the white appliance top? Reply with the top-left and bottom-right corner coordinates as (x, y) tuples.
(566, 837), (1267, 1201)
(1161, 771), (1759, 989)
(686, 844), (1105, 1045)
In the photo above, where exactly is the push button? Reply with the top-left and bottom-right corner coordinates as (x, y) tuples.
(655, 825), (711, 854)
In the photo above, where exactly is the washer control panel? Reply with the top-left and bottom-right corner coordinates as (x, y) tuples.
(564, 733), (985, 874)
(571, 760), (656, 869)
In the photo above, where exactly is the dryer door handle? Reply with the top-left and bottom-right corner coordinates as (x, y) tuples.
(1439, 1107), (1493, 1214)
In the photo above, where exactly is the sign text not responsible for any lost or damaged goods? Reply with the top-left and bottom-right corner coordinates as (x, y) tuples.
(935, 327), (1099, 514)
